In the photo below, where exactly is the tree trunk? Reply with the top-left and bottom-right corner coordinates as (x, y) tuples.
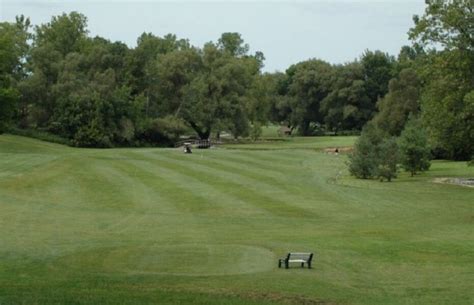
(198, 129), (211, 140)
(188, 121), (211, 139)
(300, 119), (311, 136)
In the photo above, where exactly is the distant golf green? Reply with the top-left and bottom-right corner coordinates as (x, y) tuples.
(0, 134), (472, 305)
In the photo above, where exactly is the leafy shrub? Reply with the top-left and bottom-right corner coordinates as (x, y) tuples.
(137, 116), (187, 146)
(250, 122), (262, 141)
(376, 137), (399, 182)
(398, 117), (431, 176)
(348, 123), (385, 179)
(0, 86), (18, 133)
(348, 123), (399, 181)
(73, 119), (112, 148)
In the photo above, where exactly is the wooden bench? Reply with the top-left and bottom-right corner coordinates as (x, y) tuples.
(278, 252), (313, 269)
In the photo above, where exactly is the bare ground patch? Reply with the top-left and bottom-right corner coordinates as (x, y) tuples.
(323, 147), (353, 154)
(433, 177), (474, 188)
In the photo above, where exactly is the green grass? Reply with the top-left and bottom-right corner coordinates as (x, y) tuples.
(0, 134), (473, 305)
(260, 124), (281, 137)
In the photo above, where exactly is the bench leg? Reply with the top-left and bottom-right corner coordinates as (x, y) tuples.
(308, 262), (312, 269)
(285, 261), (289, 269)
(301, 262), (304, 268)
(278, 260), (281, 268)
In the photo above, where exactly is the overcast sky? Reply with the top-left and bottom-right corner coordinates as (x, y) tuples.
(0, 0), (426, 72)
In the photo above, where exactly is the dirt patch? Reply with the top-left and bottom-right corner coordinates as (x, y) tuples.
(323, 147), (353, 154)
(433, 177), (474, 188)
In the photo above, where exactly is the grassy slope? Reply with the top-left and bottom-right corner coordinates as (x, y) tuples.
(0, 134), (472, 305)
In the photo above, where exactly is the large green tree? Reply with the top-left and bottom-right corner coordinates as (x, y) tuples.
(217, 32), (249, 57)
(267, 72), (293, 129)
(20, 12), (89, 128)
(320, 62), (371, 132)
(16, 12), (150, 146)
(285, 59), (333, 135)
(409, 0), (474, 160)
(49, 40), (140, 147)
(372, 68), (421, 136)
(149, 47), (202, 121)
(151, 34), (261, 139)
(360, 50), (396, 114)
(0, 16), (30, 133)
(34, 12), (88, 57)
(126, 33), (189, 97)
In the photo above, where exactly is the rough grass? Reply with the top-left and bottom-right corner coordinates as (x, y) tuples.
(0, 134), (472, 305)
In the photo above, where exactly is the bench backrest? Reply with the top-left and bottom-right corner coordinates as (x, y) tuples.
(287, 252), (313, 261)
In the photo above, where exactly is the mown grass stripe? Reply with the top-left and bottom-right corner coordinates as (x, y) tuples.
(128, 151), (318, 218)
(119, 157), (270, 217)
(151, 151), (325, 210)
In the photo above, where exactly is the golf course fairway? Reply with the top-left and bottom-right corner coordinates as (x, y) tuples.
(0, 134), (472, 305)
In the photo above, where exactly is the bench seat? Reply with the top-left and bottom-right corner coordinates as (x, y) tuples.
(278, 252), (314, 269)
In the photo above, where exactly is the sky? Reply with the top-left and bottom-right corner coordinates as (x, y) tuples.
(0, 0), (426, 72)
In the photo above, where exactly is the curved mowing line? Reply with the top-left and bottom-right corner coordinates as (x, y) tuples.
(127, 152), (318, 218)
(53, 243), (276, 277)
(76, 161), (184, 234)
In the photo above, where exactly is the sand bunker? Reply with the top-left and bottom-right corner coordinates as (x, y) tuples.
(433, 177), (474, 188)
(323, 147), (353, 154)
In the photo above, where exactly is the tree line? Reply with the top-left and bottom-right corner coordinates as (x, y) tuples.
(0, 1), (472, 162)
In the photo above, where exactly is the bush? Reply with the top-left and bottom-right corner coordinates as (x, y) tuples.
(0, 86), (18, 134)
(250, 123), (262, 141)
(73, 120), (112, 148)
(136, 116), (187, 146)
(348, 123), (385, 179)
(398, 117), (431, 176)
(348, 123), (399, 181)
(376, 137), (399, 182)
